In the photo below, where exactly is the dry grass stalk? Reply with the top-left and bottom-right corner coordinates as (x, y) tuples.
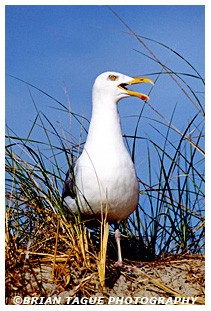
(52, 219), (60, 278)
(97, 222), (109, 287)
(97, 198), (110, 287)
(76, 224), (91, 267)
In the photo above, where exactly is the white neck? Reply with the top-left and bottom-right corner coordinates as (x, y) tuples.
(84, 93), (125, 151)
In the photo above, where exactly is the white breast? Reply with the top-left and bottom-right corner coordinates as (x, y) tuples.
(74, 140), (139, 222)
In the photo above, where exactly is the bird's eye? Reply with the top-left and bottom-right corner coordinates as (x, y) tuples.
(109, 75), (118, 81)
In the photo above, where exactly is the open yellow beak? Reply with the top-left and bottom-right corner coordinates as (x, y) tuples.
(118, 77), (154, 101)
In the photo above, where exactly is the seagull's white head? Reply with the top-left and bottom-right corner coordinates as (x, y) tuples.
(92, 71), (154, 104)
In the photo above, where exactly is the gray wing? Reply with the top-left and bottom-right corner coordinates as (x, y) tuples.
(62, 168), (80, 216)
(62, 169), (76, 202)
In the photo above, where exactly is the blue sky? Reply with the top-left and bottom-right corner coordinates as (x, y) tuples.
(5, 5), (205, 189)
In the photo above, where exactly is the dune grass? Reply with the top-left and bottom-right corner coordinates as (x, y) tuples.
(5, 9), (204, 304)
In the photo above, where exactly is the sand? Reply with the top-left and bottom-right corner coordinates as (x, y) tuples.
(9, 254), (204, 305)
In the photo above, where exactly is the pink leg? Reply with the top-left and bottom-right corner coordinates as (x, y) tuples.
(114, 225), (141, 272)
(114, 227), (123, 266)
